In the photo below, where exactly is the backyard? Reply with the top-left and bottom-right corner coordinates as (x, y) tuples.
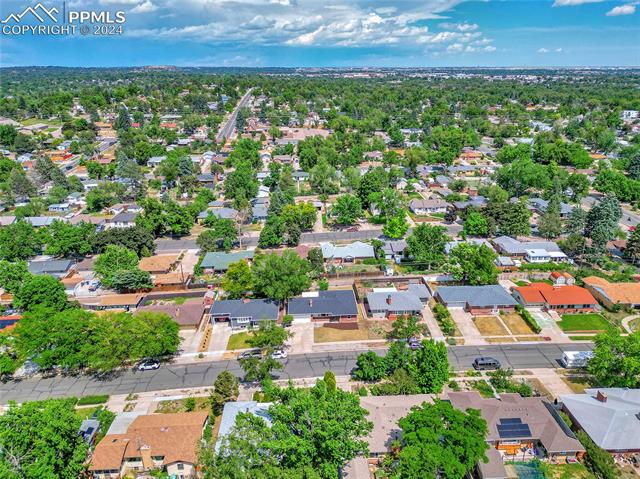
(557, 314), (617, 333)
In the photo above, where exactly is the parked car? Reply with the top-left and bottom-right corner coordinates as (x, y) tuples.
(239, 349), (262, 359)
(271, 349), (288, 359)
(408, 338), (423, 350)
(346, 226), (359, 232)
(472, 357), (501, 371)
(138, 359), (160, 371)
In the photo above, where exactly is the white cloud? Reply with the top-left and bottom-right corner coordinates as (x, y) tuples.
(606, 4), (636, 15)
(538, 47), (563, 53)
(552, 0), (604, 6)
(130, 0), (158, 13)
(439, 21), (478, 31)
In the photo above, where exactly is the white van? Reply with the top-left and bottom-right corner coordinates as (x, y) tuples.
(560, 351), (594, 368)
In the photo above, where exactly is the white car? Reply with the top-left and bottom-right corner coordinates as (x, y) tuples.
(138, 359), (160, 371)
(271, 349), (288, 359)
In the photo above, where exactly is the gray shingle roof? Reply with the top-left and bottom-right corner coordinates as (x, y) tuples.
(367, 291), (424, 312)
(288, 290), (358, 316)
(560, 388), (640, 451)
(198, 207), (238, 220)
(436, 285), (518, 308)
(320, 241), (374, 260)
(492, 236), (561, 255)
(28, 259), (73, 275)
(210, 299), (279, 321)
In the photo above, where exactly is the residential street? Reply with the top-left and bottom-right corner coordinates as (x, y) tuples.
(216, 88), (253, 142)
(0, 343), (592, 404)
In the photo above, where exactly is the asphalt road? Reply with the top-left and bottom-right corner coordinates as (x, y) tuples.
(0, 343), (592, 404)
(155, 224), (463, 252)
(216, 89), (253, 142)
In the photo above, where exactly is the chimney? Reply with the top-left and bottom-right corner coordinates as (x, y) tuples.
(596, 391), (608, 403)
(386, 294), (392, 305)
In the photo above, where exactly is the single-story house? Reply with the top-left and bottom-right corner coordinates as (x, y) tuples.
(252, 204), (269, 222)
(138, 254), (180, 274)
(136, 298), (206, 330)
(495, 256), (517, 271)
(79, 294), (146, 311)
(449, 392), (584, 461)
(23, 216), (61, 227)
(210, 298), (279, 329)
(216, 401), (272, 453)
(561, 388), (640, 453)
(452, 196), (488, 210)
(197, 173), (216, 189)
(380, 240), (407, 263)
(48, 203), (71, 213)
(89, 411), (209, 479)
(28, 259), (75, 278)
(435, 285), (518, 315)
(366, 288), (425, 319)
(527, 197), (572, 219)
(582, 276), (640, 309)
(320, 241), (375, 264)
(200, 250), (254, 273)
(197, 207), (238, 222)
(408, 199), (450, 216)
(492, 236), (567, 263)
(445, 239), (495, 255)
(513, 283), (598, 314)
(107, 212), (138, 229)
(292, 171), (310, 182)
(287, 290), (358, 324)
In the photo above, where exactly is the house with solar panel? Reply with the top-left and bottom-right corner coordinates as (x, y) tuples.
(448, 392), (585, 471)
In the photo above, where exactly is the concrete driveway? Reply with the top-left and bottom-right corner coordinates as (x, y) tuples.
(449, 307), (486, 345)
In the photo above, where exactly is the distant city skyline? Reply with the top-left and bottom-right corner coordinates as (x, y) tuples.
(0, 0), (638, 67)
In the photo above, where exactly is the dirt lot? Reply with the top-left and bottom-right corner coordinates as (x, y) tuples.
(502, 313), (535, 335)
(313, 321), (389, 343)
(473, 316), (509, 336)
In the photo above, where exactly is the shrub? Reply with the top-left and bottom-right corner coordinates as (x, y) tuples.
(77, 395), (109, 406)
(433, 303), (456, 336)
(515, 305), (542, 334)
(318, 279), (329, 290)
(577, 430), (618, 479)
(281, 314), (293, 327)
(352, 351), (387, 382)
(448, 380), (461, 391)
(184, 397), (196, 412)
(358, 386), (368, 396)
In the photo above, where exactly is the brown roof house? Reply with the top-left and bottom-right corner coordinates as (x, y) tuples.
(582, 276), (640, 309)
(139, 254), (181, 274)
(341, 394), (432, 477)
(90, 411), (208, 479)
(136, 298), (206, 329)
(448, 392), (584, 464)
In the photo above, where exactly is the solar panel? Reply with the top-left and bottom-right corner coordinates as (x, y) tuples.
(497, 424), (532, 438)
(500, 418), (523, 425)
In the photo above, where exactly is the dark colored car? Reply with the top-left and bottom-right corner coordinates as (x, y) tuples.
(472, 357), (501, 371)
(408, 338), (423, 350)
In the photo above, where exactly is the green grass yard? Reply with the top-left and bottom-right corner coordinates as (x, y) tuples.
(558, 314), (617, 333)
(226, 331), (253, 350)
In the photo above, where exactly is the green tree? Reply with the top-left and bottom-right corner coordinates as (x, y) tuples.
(210, 371), (240, 416)
(332, 194), (362, 225)
(247, 321), (290, 351)
(625, 227), (640, 265)
(577, 430), (618, 479)
(92, 225), (156, 257)
(0, 260), (29, 294)
(413, 339), (449, 393)
(406, 224), (448, 268)
(198, 218), (238, 252)
(585, 195), (622, 252)
(258, 216), (285, 248)
(386, 315), (423, 341)
(449, 243), (498, 285)
(94, 245), (139, 288)
(309, 159), (339, 195)
(352, 351), (387, 381)
(393, 400), (488, 479)
(383, 214), (409, 239)
(537, 196), (563, 239)
(0, 221), (43, 261)
(484, 200), (531, 237)
(109, 268), (152, 292)
(14, 275), (67, 312)
(588, 330), (640, 388)
(0, 399), (88, 479)
(252, 252), (311, 301)
(44, 220), (95, 257)
(566, 206), (587, 235)
(463, 211), (489, 237)
(221, 260), (254, 299)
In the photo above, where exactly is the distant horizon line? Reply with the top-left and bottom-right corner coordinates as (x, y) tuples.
(1, 65), (640, 70)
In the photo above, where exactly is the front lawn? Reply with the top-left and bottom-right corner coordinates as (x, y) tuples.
(502, 313), (536, 335)
(314, 321), (388, 343)
(226, 332), (253, 350)
(558, 314), (616, 333)
(473, 316), (509, 336)
(155, 397), (210, 414)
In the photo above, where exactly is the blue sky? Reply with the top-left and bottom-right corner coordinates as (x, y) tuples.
(0, 0), (638, 67)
